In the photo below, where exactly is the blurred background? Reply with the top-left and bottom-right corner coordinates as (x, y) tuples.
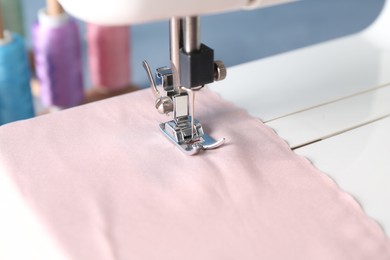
(0, 0), (385, 125)
(22, 0), (384, 87)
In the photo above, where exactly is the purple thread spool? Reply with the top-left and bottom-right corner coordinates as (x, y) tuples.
(32, 9), (84, 109)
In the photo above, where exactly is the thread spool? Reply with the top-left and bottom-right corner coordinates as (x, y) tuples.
(32, 7), (84, 109)
(0, 0), (24, 36)
(0, 31), (35, 125)
(87, 24), (131, 91)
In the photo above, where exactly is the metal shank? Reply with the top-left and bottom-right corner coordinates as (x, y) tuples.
(170, 17), (182, 93)
(183, 16), (201, 53)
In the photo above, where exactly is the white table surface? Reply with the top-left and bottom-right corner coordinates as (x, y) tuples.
(295, 116), (390, 235)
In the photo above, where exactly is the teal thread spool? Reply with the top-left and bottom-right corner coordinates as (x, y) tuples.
(0, 0), (24, 36)
(0, 32), (34, 125)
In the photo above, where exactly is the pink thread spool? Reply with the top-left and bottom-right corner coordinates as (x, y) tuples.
(87, 24), (131, 91)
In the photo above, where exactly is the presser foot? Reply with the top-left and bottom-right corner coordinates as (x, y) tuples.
(159, 118), (225, 155)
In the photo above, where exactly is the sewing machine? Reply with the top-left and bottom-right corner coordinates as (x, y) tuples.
(58, 0), (293, 155)
(1, 1), (389, 259)
(58, 0), (390, 233)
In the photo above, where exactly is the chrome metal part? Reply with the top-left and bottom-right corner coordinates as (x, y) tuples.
(214, 60), (227, 81)
(183, 16), (200, 53)
(173, 94), (189, 118)
(191, 91), (195, 138)
(156, 67), (174, 92)
(142, 60), (159, 98)
(160, 118), (225, 155)
(142, 16), (226, 155)
(170, 17), (182, 93)
(143, 60), (173, 114)
(155, 96), (174, 114)
(179, 86), (198, 139)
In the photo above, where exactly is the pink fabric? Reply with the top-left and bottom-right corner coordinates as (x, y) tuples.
(0, 88), (389, 260)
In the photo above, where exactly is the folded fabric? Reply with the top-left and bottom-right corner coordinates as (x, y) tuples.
(0, 88), (389, 260)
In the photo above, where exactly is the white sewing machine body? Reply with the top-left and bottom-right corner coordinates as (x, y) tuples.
(57, 0), (293, 25)
(56, 0), (390, 233)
